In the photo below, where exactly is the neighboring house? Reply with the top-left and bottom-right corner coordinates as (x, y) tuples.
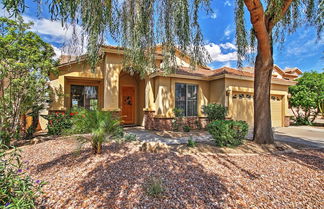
(48, 45), (301, 130)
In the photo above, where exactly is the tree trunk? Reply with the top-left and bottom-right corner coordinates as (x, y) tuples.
(253, 53), (274, 144)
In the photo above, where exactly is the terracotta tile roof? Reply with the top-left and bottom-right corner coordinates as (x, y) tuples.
(175, 67), (214, 77)
(284, 67), (302, 74)
(174, 66), (300, 83)
(175, 66), (254, 78)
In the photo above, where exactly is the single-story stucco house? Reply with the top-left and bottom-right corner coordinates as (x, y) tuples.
(48, 45), (302, 130)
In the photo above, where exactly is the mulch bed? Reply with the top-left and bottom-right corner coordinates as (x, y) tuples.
(19, 137), (323, 208)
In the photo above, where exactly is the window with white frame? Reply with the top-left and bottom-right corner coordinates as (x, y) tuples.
(175, 83), (198, 116)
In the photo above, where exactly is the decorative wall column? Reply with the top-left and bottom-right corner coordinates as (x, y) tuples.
(226, 87), (233, 119)
(103, 55), (121, 112)
(143, 77), (155, 129)
(144, 77), (155, 111)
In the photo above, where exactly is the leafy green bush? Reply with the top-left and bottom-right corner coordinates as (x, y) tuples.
(202, 104), (226, 122)
(0, 131), (11, 146)
(144, 177), (165, 197)
(124, 133), (137, 142)
(172, 108), (184, 131)
(183, 125), (190, 132)
(207, 120), (248, 147)
(43, 112), (73, 135)
(0, 144), (44, 208)
(294, 116), (312, 125)
(69, 109), (123, 154)
(195, 120), (202, 130)
(187, 137), (197, 147)
(173, 108), (184, 118)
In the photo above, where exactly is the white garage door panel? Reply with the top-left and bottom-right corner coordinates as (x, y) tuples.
(231, 92), (283, 127)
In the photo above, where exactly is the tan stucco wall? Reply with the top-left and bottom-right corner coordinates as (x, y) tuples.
(154, 76), (209, 118)
(49, 61), (104, 111)
(224, 77), (290, 127)
(209, 78), (226, 105)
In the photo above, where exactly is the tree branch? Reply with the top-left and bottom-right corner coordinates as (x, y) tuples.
(244, 0), (272, 60)
(266, 0), (294, 32)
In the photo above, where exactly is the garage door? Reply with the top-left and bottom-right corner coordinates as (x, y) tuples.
(232, 93), (254, 126)
(270, 95), (283, 127)
(231, 92), (283, 127)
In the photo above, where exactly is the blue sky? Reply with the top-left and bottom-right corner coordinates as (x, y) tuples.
(0, 0), (323, 72)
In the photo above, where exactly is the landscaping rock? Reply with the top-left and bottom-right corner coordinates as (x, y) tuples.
(139, 142), (170, 153)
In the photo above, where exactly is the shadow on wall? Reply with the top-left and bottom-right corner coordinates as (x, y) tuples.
(49, 84), (64, 111)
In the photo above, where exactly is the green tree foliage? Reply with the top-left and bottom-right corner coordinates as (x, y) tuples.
(0, 17), (56, 144)
(289, 71), (324, 124)
(2, 0), (211, 74)
(68, 109), (123, 154)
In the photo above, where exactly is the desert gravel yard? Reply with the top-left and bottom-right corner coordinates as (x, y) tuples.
(20, 137), (323, 208)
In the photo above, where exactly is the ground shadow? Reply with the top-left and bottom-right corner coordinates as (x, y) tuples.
(34, 142), (129, 173)
(62, 151), (228, 208)
(274, 132), (323, 148)
(274, 149), (324, 171)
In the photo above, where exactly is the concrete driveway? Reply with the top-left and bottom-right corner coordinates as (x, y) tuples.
(274, 126), (324, 148)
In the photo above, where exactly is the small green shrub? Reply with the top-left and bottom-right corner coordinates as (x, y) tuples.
(207, 120), (248, 147)
(144, 177), (165, 197)
(202, 104), (226, 122)
(124, 133), (137, 141)
(187, 137), (197, 147)
(183, 125), (190, 132)
(69, 109), (123, 154)
(0, 131), (11, 146)
(195, 120), (202, 130)
(173, 108), (184, 118)
(0, 144), (44, 208)
(294, 116), (312, 125)
(171, 119), (180, 131)
(172, 108), (184, 131)
(42, 112), (72, 135)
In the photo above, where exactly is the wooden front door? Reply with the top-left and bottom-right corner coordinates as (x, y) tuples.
(121, 86), (135, 124)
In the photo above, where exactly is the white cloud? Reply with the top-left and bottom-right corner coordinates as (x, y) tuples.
(224, 1), (231, 6)
(287, 38), (324, 56)
(205, 43), (238, 62)
(22, 16), (82, 44)
(219, 42), (237, 50)
(22, 15), (87, 57)
(224, 61), (232, 67)
(224, 25), (233, 38)
(51, 45), (62, 59)
(211, 12), (217, 19)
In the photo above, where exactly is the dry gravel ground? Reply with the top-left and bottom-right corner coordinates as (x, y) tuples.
(19, 137), (323, 209)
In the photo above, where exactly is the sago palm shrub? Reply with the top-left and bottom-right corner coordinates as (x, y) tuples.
(68, 108), (123, 154)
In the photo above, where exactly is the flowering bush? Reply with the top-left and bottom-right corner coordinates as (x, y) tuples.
(0, 144), (44, 208)
(42, 112), (73, 135)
